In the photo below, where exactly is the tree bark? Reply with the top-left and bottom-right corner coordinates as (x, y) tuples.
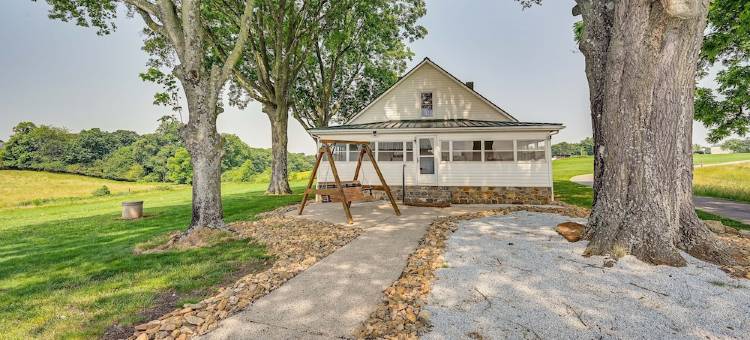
(179, 70), (226, 231)
(264, 103), (293, 195)
(577, 0), (731, 266)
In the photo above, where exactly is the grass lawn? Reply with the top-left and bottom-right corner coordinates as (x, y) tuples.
(0, 170), (179, 209)
(0, 174), (304, 339)
(694, 162), (750, 203)
(693, 153), (750, 165)
(552, 156), (750, 230)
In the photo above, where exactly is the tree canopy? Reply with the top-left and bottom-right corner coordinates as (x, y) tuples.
(695, 0), (750, 143)
(291, 0), (427, 129)
(0, 118), (315, 183)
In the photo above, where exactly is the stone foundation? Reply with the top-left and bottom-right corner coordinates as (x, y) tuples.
(373, 186), (552, 205)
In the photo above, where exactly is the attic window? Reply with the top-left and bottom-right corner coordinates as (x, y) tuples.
(421, 92), (433, 117)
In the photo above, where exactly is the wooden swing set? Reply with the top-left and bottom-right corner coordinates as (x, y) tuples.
(298, 139), (401, 224)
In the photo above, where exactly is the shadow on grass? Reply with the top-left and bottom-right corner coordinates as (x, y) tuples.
(0, 187), (302, 338)
(553, 180), (593, 208)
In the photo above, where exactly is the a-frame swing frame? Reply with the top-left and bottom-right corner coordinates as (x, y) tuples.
(298, 139), (401, 224)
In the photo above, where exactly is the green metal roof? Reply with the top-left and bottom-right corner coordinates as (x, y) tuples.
(309, 119), (563, 131)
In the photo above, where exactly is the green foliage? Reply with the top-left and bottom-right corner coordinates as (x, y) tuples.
(1, 122), (72, 169)
(695, 0), (750, 143)
(2, 118), (315, 183)
(91, 185), (111, 196)
(291, 0), (427, 128)
(167, 147), (193, 184)
(288, 152), (315, 172)
(721, 138), (750, 153)
(551, 137), (594, 157)
(573, 21), (584, 43)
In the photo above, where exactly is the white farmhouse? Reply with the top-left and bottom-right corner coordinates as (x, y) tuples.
(308, 58), (564, 205)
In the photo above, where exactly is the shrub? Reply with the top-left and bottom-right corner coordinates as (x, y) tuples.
(166, 148), (192, 184)
(92, 185), (111, 197)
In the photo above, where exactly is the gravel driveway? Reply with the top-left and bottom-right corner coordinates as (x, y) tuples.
(423, 211), (750, 339)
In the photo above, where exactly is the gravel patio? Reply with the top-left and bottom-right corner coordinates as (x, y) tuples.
(423, 211), (750, 339)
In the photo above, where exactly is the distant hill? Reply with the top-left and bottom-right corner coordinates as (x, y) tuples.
(0, 117), (314, 184)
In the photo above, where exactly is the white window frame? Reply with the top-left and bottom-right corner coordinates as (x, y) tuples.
(419, 90), (435, 118)
(483, 139), (515, 162)
(437, 138), (547, 163)
(516, 139), (547, 163)
(374, 140), (415, 163)
(449, 139), (484, 162)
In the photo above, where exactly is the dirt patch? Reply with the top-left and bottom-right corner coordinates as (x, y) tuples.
(353, 205), (588, 339)
(128, 205), (362, 340)
(134, 228), (239, 255)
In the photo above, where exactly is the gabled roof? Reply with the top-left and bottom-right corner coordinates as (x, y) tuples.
(309, 119), (563, 133)
(345, 57), (519, 124)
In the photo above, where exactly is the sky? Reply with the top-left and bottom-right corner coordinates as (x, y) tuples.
(0, 0), (717, 154)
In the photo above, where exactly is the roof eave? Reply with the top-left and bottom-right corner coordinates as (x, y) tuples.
(308, 125), (566, 135)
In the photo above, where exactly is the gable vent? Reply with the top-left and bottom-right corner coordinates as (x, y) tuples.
(465, 81), (474, 90)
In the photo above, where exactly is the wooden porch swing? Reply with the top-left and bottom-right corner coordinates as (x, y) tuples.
(298, 139), (401, 224)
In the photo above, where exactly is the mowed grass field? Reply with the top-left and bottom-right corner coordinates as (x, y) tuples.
(0, 170), (176, 208)
(694, 162), (750, 203)
(0, 170), (304, 339)
(552, 154), (750, 230)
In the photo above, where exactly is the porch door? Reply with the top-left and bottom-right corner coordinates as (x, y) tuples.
(417, 136), (437, 185)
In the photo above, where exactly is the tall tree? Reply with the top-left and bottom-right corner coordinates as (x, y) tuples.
(219, 0), (327, 194)
(291, 0), (427, 129)
(573, 0), (730, 265)
(42, 0), (256, 232)
(694, 0), (750, 143)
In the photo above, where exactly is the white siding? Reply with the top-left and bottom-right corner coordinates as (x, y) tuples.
(350, 63), (511, 124)
(315, 131), (552, 188)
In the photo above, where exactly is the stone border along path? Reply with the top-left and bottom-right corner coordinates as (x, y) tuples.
(354, 205), (589, 339)
(197, 201), (541, 339)
(129, 206), (362, 340)
(569, 173), (750, 225)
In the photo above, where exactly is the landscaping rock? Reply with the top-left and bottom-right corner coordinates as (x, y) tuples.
(183, 315), (203, 326)
(705, 220), (726, 234)
(130, 205), (362, 340)
(555, 221), (585, 242)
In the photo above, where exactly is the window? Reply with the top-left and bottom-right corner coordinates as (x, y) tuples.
(376, 141), (413, 162)
(484, 140), (514, 161)
(323, 143), (347, 162)
(421, 92), (433, 117)
(405, 141), (414, 161)
(378, 142), (405, 161)
(348, 143), (363, 162)
(517, 140), (546, 161)
(452, 140), (482, 161)
(441, 141), (450, 161)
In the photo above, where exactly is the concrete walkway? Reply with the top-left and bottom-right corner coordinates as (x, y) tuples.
(200, 202), (490, 340)
(569, 174), (750, 224)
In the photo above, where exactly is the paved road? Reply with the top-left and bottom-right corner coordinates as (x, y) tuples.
(569, 174), (750, 225)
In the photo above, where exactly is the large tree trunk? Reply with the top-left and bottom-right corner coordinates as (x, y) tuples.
(180, 74), (226, 231)
(264, 103), (293, 195)
(577, 0), (730, 266)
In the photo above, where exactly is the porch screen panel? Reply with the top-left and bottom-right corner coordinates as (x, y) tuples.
(378, 142), (405, 161)
(440, 141), (450, 161)
(517, 140), (546, 161)
(484, 140), (514, 161)
(347, 143), (373, 162)
(323, 143), (347, 162)
(451, 140), (482, 161)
